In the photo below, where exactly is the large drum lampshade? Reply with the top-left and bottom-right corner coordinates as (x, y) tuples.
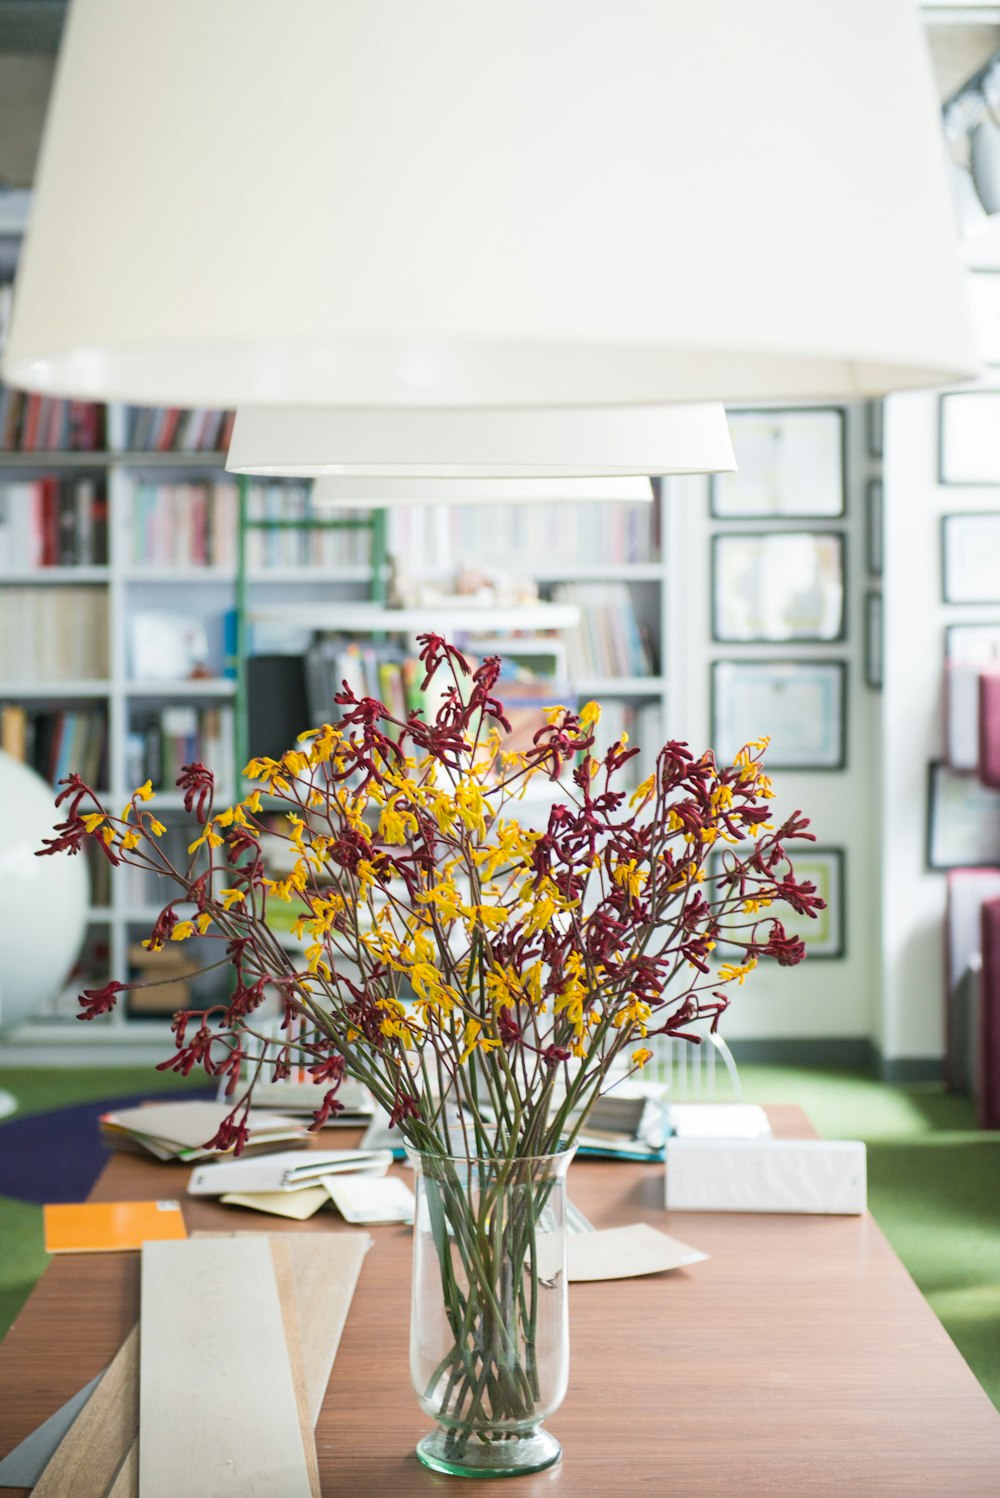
(1, 0), (979, 409)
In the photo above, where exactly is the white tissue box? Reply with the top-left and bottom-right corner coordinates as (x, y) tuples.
(665, 1137), (867, 1214)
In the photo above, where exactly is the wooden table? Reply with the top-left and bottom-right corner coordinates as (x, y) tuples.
(1, 1105), (999, 1495)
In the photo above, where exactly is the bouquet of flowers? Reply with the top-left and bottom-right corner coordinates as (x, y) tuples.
(39, 632), (823, 1474)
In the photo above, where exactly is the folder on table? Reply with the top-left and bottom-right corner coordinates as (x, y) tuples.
(44, 1199), (188, 1254)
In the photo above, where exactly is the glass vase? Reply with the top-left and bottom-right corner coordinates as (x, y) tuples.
(408, 1146), (574, 1478)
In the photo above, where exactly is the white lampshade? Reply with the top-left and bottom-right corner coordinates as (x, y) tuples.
(312, 476), (653, 507)
(1, 0), (978, 409)
(227, 405), (735, 480)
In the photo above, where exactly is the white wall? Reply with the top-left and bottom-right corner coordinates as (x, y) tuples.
(663, 405), (882, 1056)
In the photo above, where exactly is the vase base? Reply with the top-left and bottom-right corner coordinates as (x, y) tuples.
(416, 1424), (562, 1478)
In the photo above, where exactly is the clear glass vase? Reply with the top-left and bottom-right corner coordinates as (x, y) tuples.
(408, 1146), (574, 1478)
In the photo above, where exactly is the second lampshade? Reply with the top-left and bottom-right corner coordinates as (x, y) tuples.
(225, 404), (735, 483)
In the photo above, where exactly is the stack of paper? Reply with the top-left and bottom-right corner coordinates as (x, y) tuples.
(189, 1148), (394, 1220)
(100, 1100), (309, 1162)
(574, 1090), (668, 1162)
(665, 1103), (772, 1139)
(229, 1076), (376, 1127)
(44, 1200), (188, 1254)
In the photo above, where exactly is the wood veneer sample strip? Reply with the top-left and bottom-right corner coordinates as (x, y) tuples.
(269, 1238), (321, 1498)
(288, 1232), (372, 1426)
(139, 1237), (313, 1498)
(105, 1439), (138, 1498)
(192, 1229), (372, 1425)
(32, 1325), (139, 1498)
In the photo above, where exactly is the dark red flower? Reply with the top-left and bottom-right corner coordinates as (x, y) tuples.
(78, 980), (127, 1021)
(177, 762), (215, 823)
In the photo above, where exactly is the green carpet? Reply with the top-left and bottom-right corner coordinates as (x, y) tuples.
(0, 1064), (997, 1413)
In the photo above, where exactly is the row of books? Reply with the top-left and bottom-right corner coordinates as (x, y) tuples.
(129, 481), (376, 568)
(0, 586), (109, 680)
(0, 384), (106, 452)
(125, 704), (234, 791)
(386, 498), (661, 571)
(0, 702), (108, 788)
(121, 406), (235, 453)
(305, 639), (423, 725)
(0, 477), (108, 568)
(550, 582), (657, 678)
(244, 484), (375, 568)
(131, 482), (239, 568)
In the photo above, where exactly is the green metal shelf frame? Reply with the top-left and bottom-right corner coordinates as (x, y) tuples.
(232, 479), (388, 794)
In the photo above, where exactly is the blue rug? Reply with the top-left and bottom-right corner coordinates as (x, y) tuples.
(0, 1094), (210, 1204)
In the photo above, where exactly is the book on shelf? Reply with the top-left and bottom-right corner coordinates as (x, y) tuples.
(386, 497), (660, 572)
(1, 703), (108, 789)
(549, 581), (656, 678)
(0, 477), (108, 568)
(304, 638), (424, 726)
(131, 481), (238, 568)
(243, 482), (375, 569)
(0, 384), (106, 452)
(121, 405), (234, 453)
(0, 586), (108, 680)
(126, 703), (234, 790)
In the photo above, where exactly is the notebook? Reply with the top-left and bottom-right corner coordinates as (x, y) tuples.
(44, 1200), (188, 1254)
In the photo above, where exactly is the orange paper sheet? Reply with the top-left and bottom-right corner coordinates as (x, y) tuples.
(44, 1199), (188, 1254)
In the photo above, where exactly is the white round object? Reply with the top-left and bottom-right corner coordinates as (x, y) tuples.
(0, 751), (89, 1029)
(228, 405), (735, 480)
(2, 0), (977, 408)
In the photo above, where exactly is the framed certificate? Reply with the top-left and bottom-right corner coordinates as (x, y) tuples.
(711, 659), (847, 770)
(710, 845), (845, 959)
(712, 531), (845, 643)
(941, 513), (1000, 602)
(710, 408), (846, 518)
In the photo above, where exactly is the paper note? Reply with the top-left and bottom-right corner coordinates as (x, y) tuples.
(322, 1174), (416, 1224)
(567, 1222), (708, 1281)
(666, 1103), (772, 1139)
(220, 1187), (330, 1221)
(188, 1148), (391, 1196)
(44, 1200), (188, 1254)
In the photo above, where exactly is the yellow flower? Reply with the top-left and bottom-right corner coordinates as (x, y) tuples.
(242, 789), (263, 814)
(81, 812), (106, 834)
(458, 1018), (501, 1065)
(612, 859), (647, 900)
(170, 921), (196, 941)
(220, 888), (246, 911)
(196, 912), (213, 934)
(579, 700), (602, 729)
(121, 830), (140, 851)
(632, 1047), (654, 1068)
(718, 957), (758, 986)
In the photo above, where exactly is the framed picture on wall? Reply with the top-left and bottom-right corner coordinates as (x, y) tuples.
(709, 408), (846, 518)
(941, 512), (1000, 602)
(927, 761), (1000, 869)
(711, 659), (847, 769)
(945, 622), (1000, 666)
(864, 590), (882, 690)
(938, 392), (1000, 485)
(967, 272), (1000, 365)
(866, 478), (883, 577)
(709, 844), (846, 959)
(712, 532), (845, 643)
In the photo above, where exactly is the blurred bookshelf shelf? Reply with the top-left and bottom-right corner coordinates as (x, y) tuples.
(573, 676), (666, 696)
(248, 601), (582, 632)
(0, 567), (110, 584)
(0, 679), (111, 697)
(126, 678), (236, 698)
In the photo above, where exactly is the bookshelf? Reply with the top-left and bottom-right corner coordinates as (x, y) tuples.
(0, 450), (670, 1060)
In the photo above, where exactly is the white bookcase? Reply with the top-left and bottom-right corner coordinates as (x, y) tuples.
(2, 443), (664, 1060)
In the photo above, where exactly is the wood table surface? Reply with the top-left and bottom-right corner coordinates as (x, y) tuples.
(1, 1104), (999, 1495)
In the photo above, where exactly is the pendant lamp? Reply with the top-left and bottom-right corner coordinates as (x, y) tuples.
(1, 0), (978, 408)
(310, 477), (654, 507)
(226, 405), (735, 481)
